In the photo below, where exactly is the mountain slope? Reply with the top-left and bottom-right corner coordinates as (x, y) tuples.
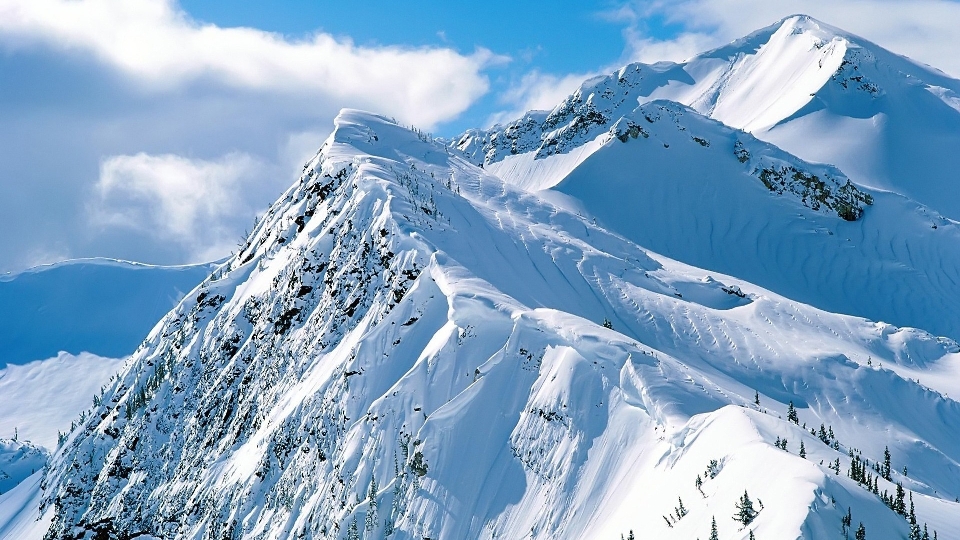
(41, 110), (960, 540)
(0, 258), (216, 367)
(454, 36), (960, 341)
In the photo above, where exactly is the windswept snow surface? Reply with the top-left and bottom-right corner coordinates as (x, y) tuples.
(0, 258), (216, 367)
(41, 110), (960, 539)
(0, 471), (50, 539)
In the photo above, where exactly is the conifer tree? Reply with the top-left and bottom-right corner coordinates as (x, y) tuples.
(895, 483), (907, 515)
(734, 490), (759, 526)
(677, 497), (688, 518)
(799, 440), (807, 458)
(883, 446), (892, 480)
(627, 530), (635, 540)
(709, 516), (719, 540)
(749, 530), (756, 540)
(365, 474), (378, 531)
(754, 391), (760, 407)
(841, 507), (852, 537)
(347, 517), (360, 540)
(856, 523), (866, 540)
(787, 401), (799, 424)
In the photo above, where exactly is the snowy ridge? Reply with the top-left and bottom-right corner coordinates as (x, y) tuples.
(40, 110), (960, 539)
(454, 29), (960, 341)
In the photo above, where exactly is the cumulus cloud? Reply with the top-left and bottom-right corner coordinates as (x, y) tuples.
(0, 0), (505, 272)
(619, 0), (960, 77)
(0, 0), (494, 128)
(91, 152), (270, 261)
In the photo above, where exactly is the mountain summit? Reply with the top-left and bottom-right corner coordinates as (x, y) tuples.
(16, 16), (960, 540)
(460, 14), (960, 219)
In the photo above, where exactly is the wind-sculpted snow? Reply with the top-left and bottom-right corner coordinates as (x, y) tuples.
(42, 110), (960, 539)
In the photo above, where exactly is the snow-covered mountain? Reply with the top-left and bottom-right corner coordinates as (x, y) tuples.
(35, 106), (960, 540)
(454, 17), (960, 341)
(459, 15), (960, 220)
(4, 14), (958, 540)
(0, 259), (213, 534)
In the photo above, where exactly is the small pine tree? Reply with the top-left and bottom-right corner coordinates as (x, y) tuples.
(734, 490), (759, 526)
(602, 318), (613, 329)
(787, 401), (799, 424)
(709, 516), (719, 540)
(856, 522), (866, 540)
(677, 497), (688, 518)
(365, 474), (378, 531)
(883, 446), (892, 480)
(895, 483), (907, 515)
(346, 517), (360, 540)
(799, 440), (807, 458)
(754, 391), (760, 407)
(627, 531), (635, 540)
(749, 530), (756, 540)
(841, 507), (852, 537)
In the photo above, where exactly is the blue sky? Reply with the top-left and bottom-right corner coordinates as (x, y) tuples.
(177, 0), (646, 133)
(1, 0), (959, 272)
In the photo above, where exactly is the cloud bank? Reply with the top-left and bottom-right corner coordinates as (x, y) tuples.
(0, 0), (496, 272)
(0, 0), (494, 128)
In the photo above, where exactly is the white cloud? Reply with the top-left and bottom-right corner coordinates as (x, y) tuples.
(0, 0), (494, 128)
(620, 0), (960, 77)
(91, 152), (271, 261)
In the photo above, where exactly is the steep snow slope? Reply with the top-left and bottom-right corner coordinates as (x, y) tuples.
(458, 14), (960, 219)
(0, 471), (50, 539)
(41, 110), (960, 540)
(0, 258), (215, 367)
(554, 100), (960, 342)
